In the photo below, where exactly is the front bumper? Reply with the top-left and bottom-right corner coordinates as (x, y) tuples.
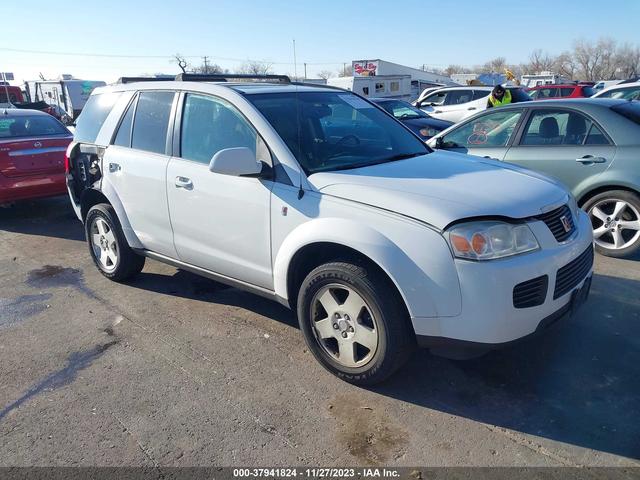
(411, 209), (594, 349)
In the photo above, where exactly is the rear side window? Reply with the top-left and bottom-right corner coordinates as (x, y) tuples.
(0, 115), (69, 138)
(560, 88), (575, 97)
(510, 89), (532, 102)
(113, 98), (135, 147)
(611, 102), (640, 125)
(131, 91), (175, 154)
(74, 92), (121, 143)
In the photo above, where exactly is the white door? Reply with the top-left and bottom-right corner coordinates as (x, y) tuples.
(167, 93), (273, 289)
(105, 90), (178, 257)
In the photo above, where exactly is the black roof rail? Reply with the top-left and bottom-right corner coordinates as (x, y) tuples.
(117, 76), (174, 84)
(175, 73), (291, 84)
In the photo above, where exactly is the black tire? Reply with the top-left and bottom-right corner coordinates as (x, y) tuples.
(297, 261), (415, 386)
(583, 190), (640, 258)
(85, 203), (145, 281)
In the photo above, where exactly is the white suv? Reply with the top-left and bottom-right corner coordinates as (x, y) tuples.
(414, 86), (532, 123)
(66, 74), (593, 385)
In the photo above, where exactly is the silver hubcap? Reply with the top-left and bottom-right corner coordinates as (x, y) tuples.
(589, 199), (640, 251)
(90, 217), (118, 272)
(310, 284), (378, 368)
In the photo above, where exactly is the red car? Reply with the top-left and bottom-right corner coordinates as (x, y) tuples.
(0, 109), (72, 205)
(527, 84), (596, 100)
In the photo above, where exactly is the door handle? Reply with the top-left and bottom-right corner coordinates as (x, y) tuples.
(468, 107), (477, 111)
(108, 162), (121, 172)
(434, 110), (442, 114)
(174, 176), (193, 189)
(576, 155), (606, 164)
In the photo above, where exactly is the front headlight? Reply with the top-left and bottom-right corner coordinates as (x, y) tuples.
(447, 221), (540, 260)
(419, 127), (439, 138)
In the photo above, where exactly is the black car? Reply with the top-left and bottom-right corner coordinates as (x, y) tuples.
(370, 98), (453, 140)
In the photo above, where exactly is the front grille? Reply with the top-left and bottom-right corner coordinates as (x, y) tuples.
(534, 204), (575, 242)
(554, 245), (594, 299)
(513, 275), (548, 309)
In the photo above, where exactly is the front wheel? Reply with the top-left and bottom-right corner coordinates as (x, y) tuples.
(584, 190), (640, 258)
(85, 204), (145, 281)
(297, 261), (415, 385)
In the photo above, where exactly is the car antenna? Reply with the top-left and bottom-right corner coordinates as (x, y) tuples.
(293, 38), (305, 199)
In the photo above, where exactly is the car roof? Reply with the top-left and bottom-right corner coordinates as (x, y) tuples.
(94, 81), (339, 96)
(528, 84), (580, 89)
(0, 108), (51, 117)
(496, 98), (631, 108)
(601, 81), (640, 90)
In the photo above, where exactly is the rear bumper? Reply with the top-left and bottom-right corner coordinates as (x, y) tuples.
(0, 172), (66, 204)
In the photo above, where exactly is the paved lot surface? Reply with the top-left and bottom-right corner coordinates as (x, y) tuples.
(0, 196), (639, 467)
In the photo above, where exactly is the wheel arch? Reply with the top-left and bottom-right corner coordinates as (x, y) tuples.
(577, 183), (640, 207)
(273, 218), (441, 320)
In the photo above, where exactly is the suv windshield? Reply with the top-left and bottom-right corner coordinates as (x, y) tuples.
(248, 91), (429, 175)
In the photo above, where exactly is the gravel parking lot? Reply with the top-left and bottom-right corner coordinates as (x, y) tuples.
(0, 196), (638, 467)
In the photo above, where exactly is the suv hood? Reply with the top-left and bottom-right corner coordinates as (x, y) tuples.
(307, 151), (568, 230)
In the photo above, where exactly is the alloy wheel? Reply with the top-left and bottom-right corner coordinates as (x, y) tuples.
(589, 199), (640, 251)
(90, 217), (119, 272)
(310, 283), (379, 368)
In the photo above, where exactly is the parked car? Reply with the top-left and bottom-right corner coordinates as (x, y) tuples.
(0, 109), (72, 205)
(593, 80), (623, 92)
(527, 84), (595, 100)
(66, 76), (593, 384)
(370, 98), (453, 140)
(427, 98), (640, 257)
(592, 81), (640, 101)
(414, 86), (531, 123)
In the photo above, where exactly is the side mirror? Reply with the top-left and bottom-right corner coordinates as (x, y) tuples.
(209, 147), (265, 178)
(415, 101), (422, 108)
(435, 137), (445, 149)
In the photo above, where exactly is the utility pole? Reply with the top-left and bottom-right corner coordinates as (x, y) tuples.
(203, 56), (209, 73)
(343, 63), (346, 76)
(304, 63), (307, 79)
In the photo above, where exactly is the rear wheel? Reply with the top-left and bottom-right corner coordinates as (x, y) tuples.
(584, 190), (640, 258)
(85, 204), (145, 281)
(297, 261), (415, 385)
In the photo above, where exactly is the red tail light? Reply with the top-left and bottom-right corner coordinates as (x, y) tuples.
(64, 152), (70, 174)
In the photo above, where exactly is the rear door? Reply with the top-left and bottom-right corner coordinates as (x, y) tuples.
(103, 90), (178, 257)
(434, 90), (475, 123)
(0, 114), (71, 178)
(503, 108), (616, 191)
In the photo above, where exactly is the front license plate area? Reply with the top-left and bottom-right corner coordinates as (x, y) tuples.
(570, 275), (592, 314)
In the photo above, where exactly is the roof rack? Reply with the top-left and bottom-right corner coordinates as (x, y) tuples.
(117, 76), (174, 84)
(175, 73), (291, 84)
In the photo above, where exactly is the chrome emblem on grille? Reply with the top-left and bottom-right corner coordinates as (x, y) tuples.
(560, 215), (572, 233)
(33, 141), (42, 148)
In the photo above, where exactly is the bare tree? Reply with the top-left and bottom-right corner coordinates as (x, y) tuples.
(443, 65), (470, 76)
(317, 70), (334, 80)
(483, 57), (508, 73)
(173, 54), (189, 74)
(527, 49), (556, 74)
(573, 38), (618, 81)
(238, 60), (274, 75)
(615, 43), (640, 79)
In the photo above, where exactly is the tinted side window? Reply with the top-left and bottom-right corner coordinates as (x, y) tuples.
(445, 90), (472, 105)
(180, 93), (265, 165)
(74, 92), (121, 143)
(521, 110), (599, 146)
(424, 91), (447, 105)
(131, 91), (175, 154)
(560, 88), (575, 97)
(585, 124), (610, 145)
(113, 97), (135, 147)
(473, 90), (490, 100)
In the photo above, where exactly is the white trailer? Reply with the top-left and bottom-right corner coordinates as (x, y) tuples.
(327, 75), (413, 100)
(24, 78), (106, 119)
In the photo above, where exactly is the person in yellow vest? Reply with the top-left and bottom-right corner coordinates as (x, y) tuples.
(486, 85), (512, 109)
